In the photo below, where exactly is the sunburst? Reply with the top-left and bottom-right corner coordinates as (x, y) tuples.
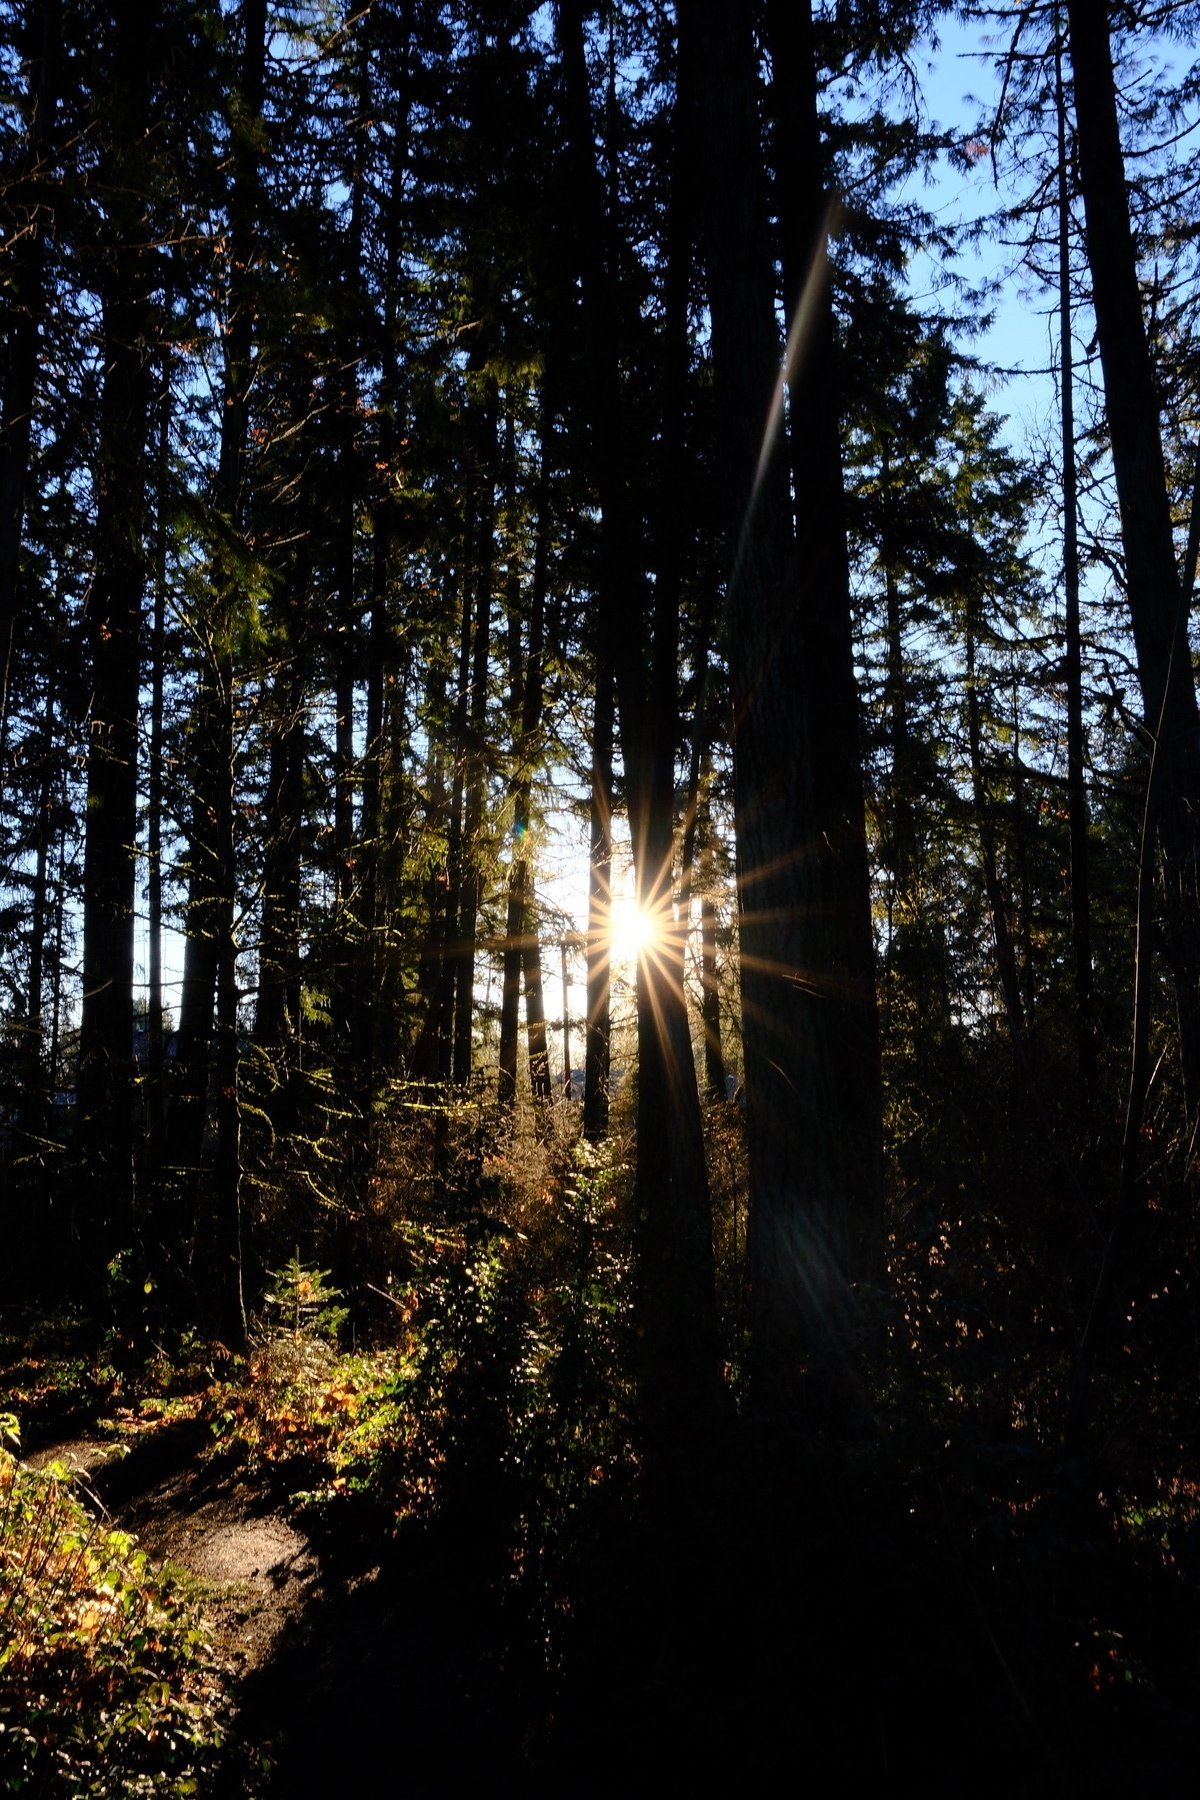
(608, 895), (661, 962)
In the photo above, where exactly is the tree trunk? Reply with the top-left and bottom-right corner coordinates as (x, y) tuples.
(687, 0), (873, 1397)
(966, 622), (1023, 1033)
(357, 45), (410, 1097)
(146, 369), (169, 1167)
(413, 569), (471, 1084)
(453, 389), (497, 1085)
(77, 1), (156, 1297)
(1067, 0), (1200, 1118)
(583, 652), (614, 1137)
(766, 0), (881, 1275)
(22, 689), (56, 1145)
(560, 939), (573, 1095)
(0, 0), (60, 743)
(558, 0), (719, 1453)
(1055, 19), (1097, 1101)
(698, 789), (727, 1105)
(255, 590), (307, 1053)
(522, 873), (552, 1102)
(181, 0), (266, 1338)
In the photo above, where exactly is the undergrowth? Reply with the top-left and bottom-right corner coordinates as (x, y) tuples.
(0, 1418), (229, 1799)
(205, 1109), (639, 1626)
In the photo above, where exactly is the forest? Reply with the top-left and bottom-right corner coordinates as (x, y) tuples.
(2, 0), (1200, 1792)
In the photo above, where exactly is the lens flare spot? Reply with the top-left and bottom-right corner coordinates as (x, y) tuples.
(609, 899), (659, 961)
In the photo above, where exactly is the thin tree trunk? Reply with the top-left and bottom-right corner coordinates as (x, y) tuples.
(411, 631), (455, 1080)
(698, 789), (726, 1105)
(499, 407), (554, 1108)
(23, 689), (55, 1144)
(560, 938), (573, 1096)
(453, 389), (497, 1085)
(498, 404), (524, 1107)
(207, 0), (267, 1339)
(1056, 17), (1097, 1101)
(966, 624), (1023, 1033)
(357, 40), (410, 1095)
(146, 368), (169, 1166)
(0, 0), (60, 744)
(584, 651), (614, 1137)
(498, 856), (525, 1106)
(255, 599), (307, 1053)
(419, 569), (472, 1084)
(523, 873), (552, 1101)
(77, 0), (156, 1299)
(332, 156), (362, 1034)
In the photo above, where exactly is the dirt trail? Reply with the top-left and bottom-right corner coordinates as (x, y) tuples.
(25, 1425), (321, 1682)
(22, 1424), (539, 1794)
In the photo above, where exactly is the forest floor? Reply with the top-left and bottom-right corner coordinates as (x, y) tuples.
(18, 1399), (1199, 1800)
(18, 1406), (541, 1796)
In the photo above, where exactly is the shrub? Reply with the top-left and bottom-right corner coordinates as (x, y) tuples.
(0, 1417), (228, 1798)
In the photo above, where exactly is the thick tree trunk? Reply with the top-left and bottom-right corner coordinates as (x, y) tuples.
(688, 0), (875, 1395)
(766, 0), (881, 1272)
(1067, 0), (1200, 1117)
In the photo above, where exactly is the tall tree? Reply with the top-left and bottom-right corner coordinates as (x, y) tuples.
(172, 0), (268, 1338)
(1054, 14), (1097, 1100)
(75, 0), (160, 1294)
(687, 0), (878, 1396)
(0, 0), (60, 747)
(1066, 0), (1200, 1120)
(557, 0), (719, 1452)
